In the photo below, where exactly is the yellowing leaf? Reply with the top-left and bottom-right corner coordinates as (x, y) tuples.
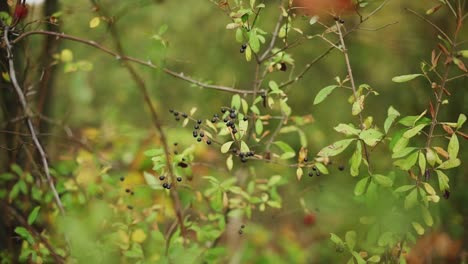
(89, 17), (101, 28)
(131, 228), (147, 243)
(60, 49), (74, 62)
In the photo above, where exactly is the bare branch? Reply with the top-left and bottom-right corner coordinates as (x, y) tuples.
(12, 30), (252, 94)
(4, 26), (65, 215)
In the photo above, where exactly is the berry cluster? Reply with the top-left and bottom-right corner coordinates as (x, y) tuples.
(238, 151), (255, 163)
(239, 43), (247, 53)
(192, 119), (212, 145)
(308, 166), (321, 177)
(238, 224), (246, 235)
(169, 109), (188, 122)
(333, 16), (345, 24)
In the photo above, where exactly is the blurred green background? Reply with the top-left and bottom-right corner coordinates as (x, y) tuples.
(1, 0), (467, 263)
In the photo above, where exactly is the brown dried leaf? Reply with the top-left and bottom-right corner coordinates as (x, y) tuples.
(434, 147), (449, 159)
(442, 124), (454, 135)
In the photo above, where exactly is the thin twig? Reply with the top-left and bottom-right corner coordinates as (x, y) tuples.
(90, 0), (186, 241)
(405, 8), (453, 45)
(259, 12), (283, 61)
(4, 26), (65, 215)
(12, 30), (253, 94)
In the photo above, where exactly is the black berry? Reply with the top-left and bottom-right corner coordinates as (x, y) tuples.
(197, 119), (202, 124)
(197, 137), (202, 142)
(177, 177), (182, 182)
(339, 19), (345, 24)
(127, 205), (133, 210)
(211, 118), (217, 123)
(119, 177), (125, 182)
(173, 111), (179, 116)
(308, 171), (314, 177)
(194, 124), (200, 130)
(193, 131), (198, 137)
(312, 166), (317, 171)
(125, 189), (131, 193)
(162, 182), (169, 188)
(166, 184), (172, 189)
(241, 44), (247, 49)
(199, 132), (205, 137)
(230, 112), (237, 119)
(159, 175), (165, 181)
(206, 140), (212, 145)
(338, 165), (345, 171)
(304, 157), (308, 162)
(182, 113), (188, 118)
(243, 116), (248, 121)
(221, 108), (227, 113)
(238, 229), (243, 235)
(175, 117), (180, 121)
(241, 224), (245, 229)
(169, 109), (174, 113)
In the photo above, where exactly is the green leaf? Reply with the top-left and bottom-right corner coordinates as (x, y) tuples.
(354, 177), (369, 196)
(330, 233), (344, 245)
(392, 74), (422, 83)
(359, 129), (384, 146)
(350, 142), (362, 177)
(395, 185), (415, 193)
(412, 222), (425, 235)
(456, 114), (466, 128)
(459, 50), (468, 58)
(226, 155), (233, 171)
(240, 141), (250, 152)
(421, 206), (433, 227)
(226, 23), (241, 29)
(394, 151), (419, 170)
(296, 167), (303, 181)
(231, 94), (241, 110)
(280, 99), (291, 116)
(368, 255), (381, 263)
(255, 119), (263, 135)
(274, 141), (295, 160)
(221, 141), (234, 154)
(352, 251), (366, 264)
(15, 227), (35, 245)
(392, 147), (417, 159)
(27, 206), (40, 225)
(435, 170), (449, 191)
(249, 31), (260, 53)
(313, 85), (338, 105)
(437, 158), (460, 170)
(143, 172), (161, 190)
(418, 151), (426, 174)
(352, 95), (365, 116)
(144, 148), (164, 157)
(345, 231), (357, 251)
(314, 163), (329, 174)
(268, 175), (282, 186)
(403, 124), (427, 138)
(334, 123), (360, 136)
(404, 188), (418, 210)
(447, 134), (459, 159)
(373, 174), (393, 187)
(245, 45), (252, 61)
(426, 148), (437, 167)
(317, 139), (355, 157)
(399, 115), (431, 127)
(309, 15), (319, 25)
(392, 136), (409, 153)
(384, 106), (400, 133)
